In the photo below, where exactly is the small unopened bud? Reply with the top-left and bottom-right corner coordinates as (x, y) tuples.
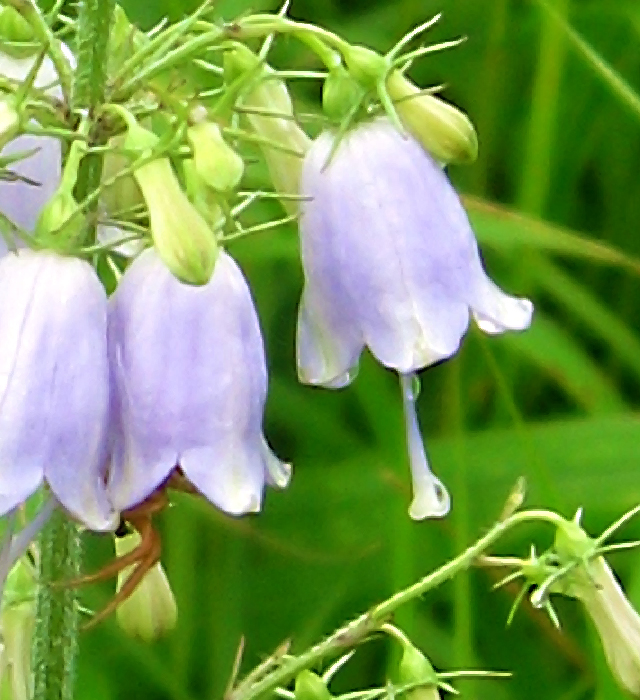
(115, 532), (177, 642)
(0, 559), (37, 700)
(397, 639), (440, 700)
(294, 671), (333, 700)
(121, 116), (218, 285)
(0, 7), (35, 46)
(187, 120), (244, 192)
(322, 65), (363, 123)
(342, 44), (388, 89)
(224, 45), (311, 214)
(386, 71), (477, 165)
(33, 189), (84, 251)
(551, 518), (640, 696)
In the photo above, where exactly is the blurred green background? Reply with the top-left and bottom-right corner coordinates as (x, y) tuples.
(77, 1), (640, 699)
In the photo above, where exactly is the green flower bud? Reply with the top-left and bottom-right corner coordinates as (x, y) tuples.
(322, 65), (364, 123)
(294, 671), (333, 700)
(342, 44), (388, 89)
(396, 638), (440, 700)
(386, 71), (478, 165)
(119, 115), (218, 285)
(0, 7), (35, 46)
(0, 559), (37, 700)
(134, 156), (218, 285)
(187, 119), (244, 192)
(101, 134), (145, 216)
(225, 45), (311, 215)
(115, 532), (178, 642)
(34, 189), (84, 251)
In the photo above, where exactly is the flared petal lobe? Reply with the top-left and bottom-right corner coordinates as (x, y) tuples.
(0, 250), (115, 530)
(108, 248), (288, 515)
(297, 119), (532, 385)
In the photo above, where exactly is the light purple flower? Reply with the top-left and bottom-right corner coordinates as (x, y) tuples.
(107, 248), (290, 515)
(0, 52), (64, 241)
(0, 250), (116, 530)
(297, 118), (532, 518)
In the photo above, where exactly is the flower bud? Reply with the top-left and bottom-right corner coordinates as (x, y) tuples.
(122, 118), (218, 285)
(115, 532), (177, 642)
(224, 45), (311, 215)
(551, 518), (640, 696)
(386, 71), (477, 165)
(0, 559), (37, 700)
(101, 134), (144, 216)
(397, 639), (440, 700)
(187, 120), (244, 192)
(342, 44), (388, 90)
(294, 671), (332, 700)
(33, 188), (84, 251)
(322, 65), (363, 123)
(0, 7), (35, 47)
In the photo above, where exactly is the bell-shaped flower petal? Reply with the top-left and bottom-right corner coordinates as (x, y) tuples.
(297, 118), (532, 386)
(0, 250), (116, 530)
(108, 248), (290, 515)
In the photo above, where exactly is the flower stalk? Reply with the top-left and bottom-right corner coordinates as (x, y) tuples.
(228, 508), (566, 700)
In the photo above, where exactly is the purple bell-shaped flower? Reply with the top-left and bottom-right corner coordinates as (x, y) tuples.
(0, 250), (115, 530)
(297, 118), (532, 518)
(107, 248), (290, 515)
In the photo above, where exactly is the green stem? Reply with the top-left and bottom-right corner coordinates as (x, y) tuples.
(72, 0), (115, 215)
(32, 510), (81, 700)
(230, 509), (567, 700)
(32, 2), (115, 699)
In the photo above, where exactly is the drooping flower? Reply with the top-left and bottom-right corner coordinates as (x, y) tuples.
(0, 250), (116, 530)
(107, 247), (290, 515)
(297, 118), (532, 518)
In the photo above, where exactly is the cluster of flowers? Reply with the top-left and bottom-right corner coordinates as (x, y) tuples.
(0, 6), (533, 539)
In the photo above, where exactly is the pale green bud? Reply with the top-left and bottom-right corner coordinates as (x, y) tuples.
(342, 44), (388, 90)
(386, 71), (478, 165)
(115, 532), (177, 642)
(187, 119), (244, 192)
(322, 65), (363, 123)
(0, 7), (35, 46)
(33, 189), (84, 251)
(120, 116), (218, 285)
(0, 559), (36, 700)
(294, 671), (333, 700)
(101, 134), (145, 216)
(225, 45), (311, 215)
(133, 156), (218, 285)
(396, 638), (440, 700)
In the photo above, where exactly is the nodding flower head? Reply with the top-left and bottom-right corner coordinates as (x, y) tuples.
(107, 247), (290, 516)
(297, 119), (532, 517)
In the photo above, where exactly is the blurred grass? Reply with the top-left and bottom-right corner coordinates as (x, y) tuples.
(75, 1), (640, 700)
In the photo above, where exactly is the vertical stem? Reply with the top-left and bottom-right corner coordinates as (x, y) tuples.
(72, 0), (116, 214)
(32, 511), (81, 700)
(32, 2), (116, 699)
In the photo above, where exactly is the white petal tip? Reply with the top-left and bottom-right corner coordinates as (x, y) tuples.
(408, 480), (451, 520)
(474, 296), (533, 335)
